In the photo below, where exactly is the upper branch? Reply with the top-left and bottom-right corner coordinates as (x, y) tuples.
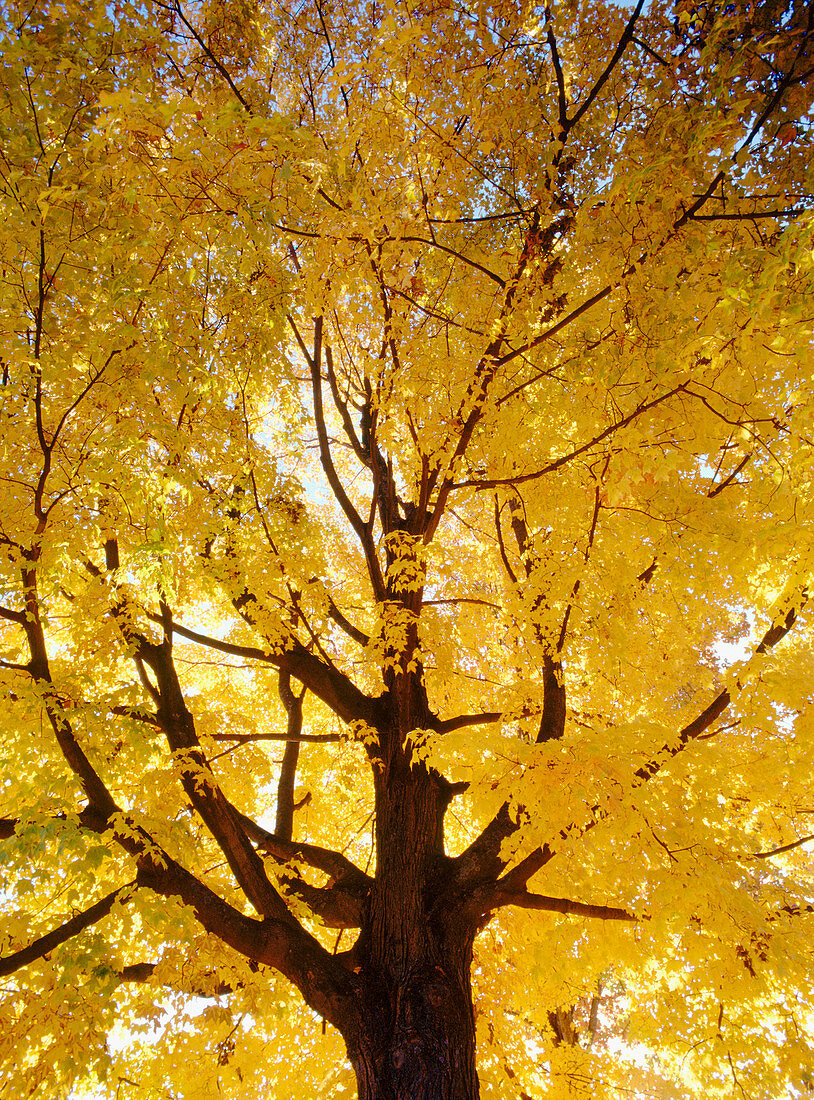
(423, 210), (546, 539)
(292, 314), (385, 598)
(164, 617), (383, 726)
(544, 5), (568, 137)
(165, 0), (253, 112)
(16, 563), (119, 818)
(567, 0), (645, 132)
(456, 383), (687, 490)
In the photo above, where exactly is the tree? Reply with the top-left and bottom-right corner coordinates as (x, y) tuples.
(1, 0), (813, 1095)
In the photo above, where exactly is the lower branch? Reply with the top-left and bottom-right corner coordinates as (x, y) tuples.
(276, 671), (305, 841)
(135, 853), (358, 1030)
(457, 584), (809, 898)
(283, 877), (365, 928)
(117, 961), (251, 996)
(0, 884), (133, 977)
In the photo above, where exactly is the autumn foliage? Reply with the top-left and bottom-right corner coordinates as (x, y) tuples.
(1, 0), (814, 1096)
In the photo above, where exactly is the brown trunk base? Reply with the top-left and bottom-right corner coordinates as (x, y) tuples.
(349, 965), (479, 1100)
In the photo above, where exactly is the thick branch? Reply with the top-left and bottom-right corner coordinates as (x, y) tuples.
(1, 797), (356, 1022)
(0, 605), (26, 624)
(0, 804), (115, 842)
(233, 808), (372, 892)
(134, 853), (357, 1029)
(276, 672), (304, 841)
(95, 562), (297, 924)
(325, 595), (370, 646)
(435, 711), (503, 734)
(447, 803), (547, 893)
(282, 877), (364, 928)
(503, 491), (569, 744)
(138, 636), (288, 922)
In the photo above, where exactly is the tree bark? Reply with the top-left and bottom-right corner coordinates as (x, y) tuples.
(349, 957), (479, 1100)
(344, 701), (481, 1099)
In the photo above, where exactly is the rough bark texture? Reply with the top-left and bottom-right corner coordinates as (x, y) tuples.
(348, 879), (480, 1095)
(350, 955), (479, 1100)
(343, 693), (481, 1099)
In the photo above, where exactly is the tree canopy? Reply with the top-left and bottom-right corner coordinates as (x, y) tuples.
(1, 0), (813, 1095)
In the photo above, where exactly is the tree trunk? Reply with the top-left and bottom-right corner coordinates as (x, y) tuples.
(348, 957), (479, 1100)
(344, 702), (481, 1099)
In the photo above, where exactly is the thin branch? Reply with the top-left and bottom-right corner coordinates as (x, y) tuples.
(494, 48), (813, 376)
(708, 452), (752, 497)
(691, 208), (809, 221)
(753, 834), (814, 860)
(207, 730), (341, 745)
(324, 344), (367, 465)
(556, 460), (606, 654)
(151, 616), (382, 727)
(168, 0), (253, 113)
(568, 0), (645, 131)
(18, 566), (119, 819)
(424, 597), (502, 612)
(632, 35), (671, 68)
(422, 207), (546, 540)
(293, 314), (385, 598)
(0, 884), (132, 977)
(491, 888), (637, 922)
(458, 383), (687, 490)
(494, 497), (518, 584)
